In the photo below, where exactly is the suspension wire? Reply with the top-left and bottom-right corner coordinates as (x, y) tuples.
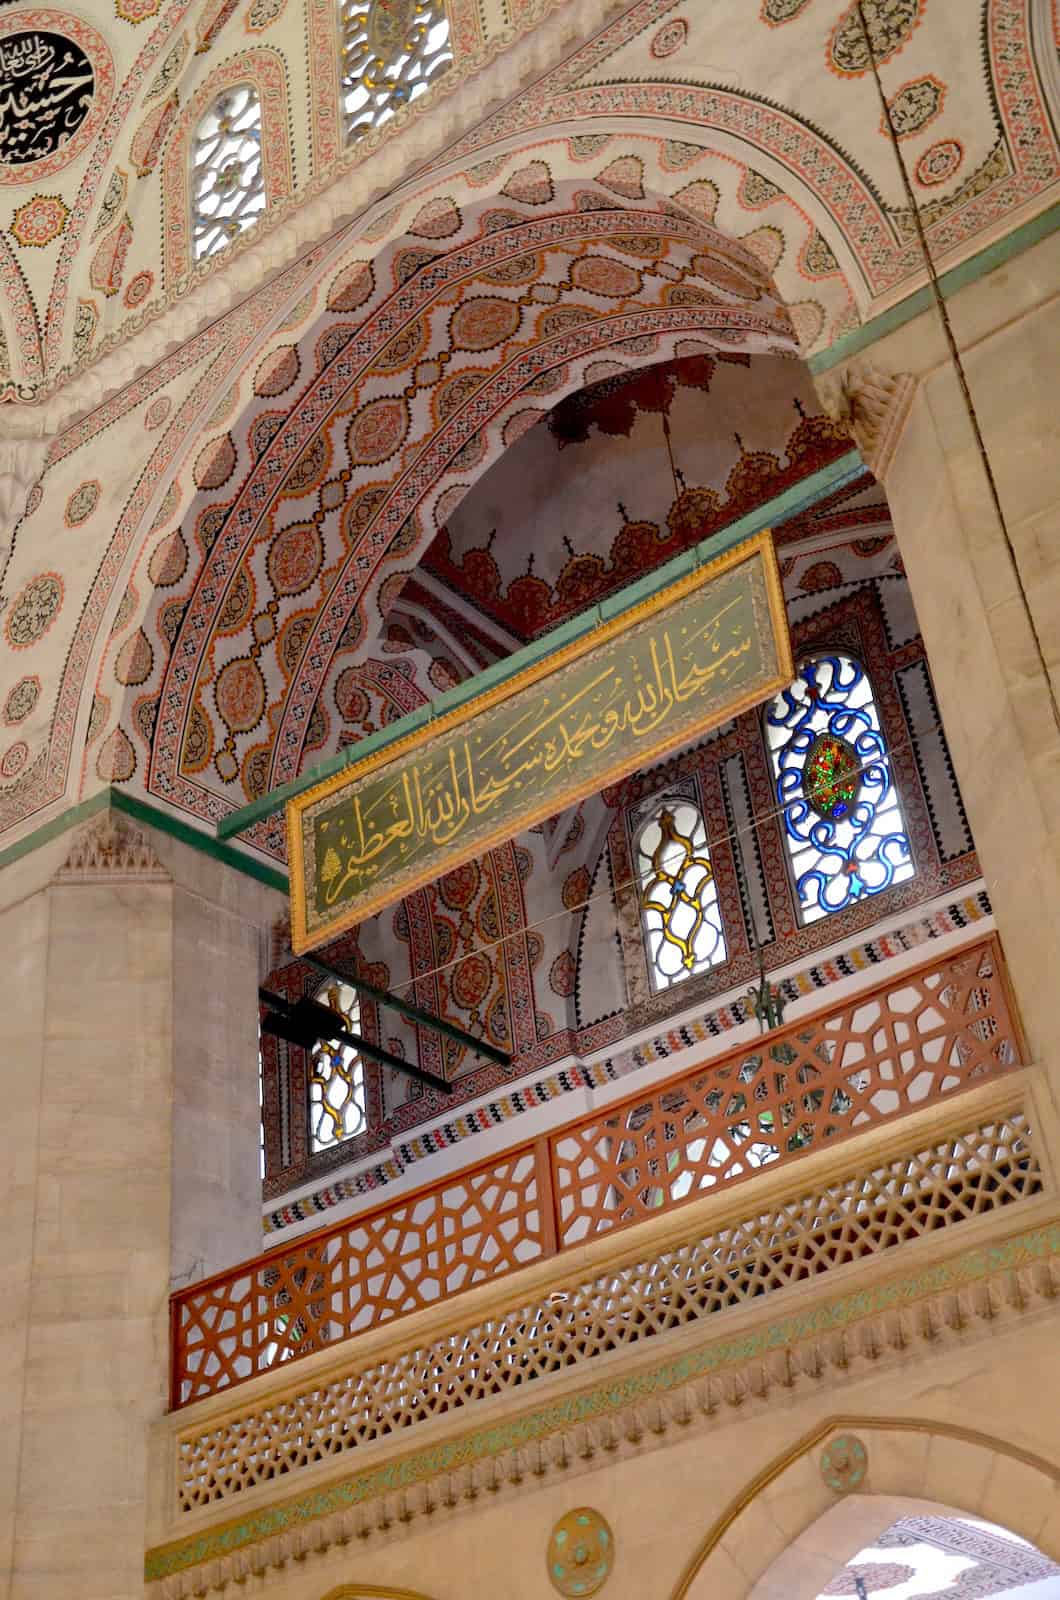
(378, 705), (950, 1002)
(852, 0), (1060, 737)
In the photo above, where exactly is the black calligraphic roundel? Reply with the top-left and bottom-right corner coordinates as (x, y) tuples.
(0, 30), (95, 167)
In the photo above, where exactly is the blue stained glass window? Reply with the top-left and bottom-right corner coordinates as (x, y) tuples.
(766, 654), (914, 924)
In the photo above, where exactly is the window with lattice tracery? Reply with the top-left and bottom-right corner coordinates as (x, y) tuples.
(340, 0), (452, 142)
(191, 84), (265, 261)
(766, 653), (914, 925)
(637, 798), (727, 992)
(308, 980), (368, 1151)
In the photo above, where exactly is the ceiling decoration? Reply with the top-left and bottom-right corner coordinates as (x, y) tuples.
(0, 0), (1056, 862)
(0, 14), (114, 177)
(0, 0), (1052, 396)
(418, 353), (851, 645)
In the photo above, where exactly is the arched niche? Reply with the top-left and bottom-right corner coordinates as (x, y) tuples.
(670, 1418), (1060, 1600)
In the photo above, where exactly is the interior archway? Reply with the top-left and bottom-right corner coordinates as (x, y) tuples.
(671, 1420), (1060, 1600)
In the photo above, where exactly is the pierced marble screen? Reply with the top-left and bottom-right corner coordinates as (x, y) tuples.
(766, 654), (914, 925)
(637, 798), (727, 992)
(191, 84), (265, 262)
(308, 981), (367, 1151)
(340, 0), (452, 141)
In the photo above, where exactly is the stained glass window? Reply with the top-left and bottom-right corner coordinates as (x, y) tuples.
(340, 0), (452, 142)
(191, 84), (265, 262)
(766, 654), (914, 925)
(308, 981), (368, 1151)
(637, 798), (727, 991)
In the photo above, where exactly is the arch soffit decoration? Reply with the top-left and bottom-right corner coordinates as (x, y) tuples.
(160, 46), (295, 287)
(670, 1416), (1060, 1600)
(88, 177), (800, 850)
(13, 0), (1059, 841)
(2, 0), (1054, 397)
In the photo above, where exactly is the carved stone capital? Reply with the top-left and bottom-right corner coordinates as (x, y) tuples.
(55, 809), (169, 883)
(815, 361), (916, 482)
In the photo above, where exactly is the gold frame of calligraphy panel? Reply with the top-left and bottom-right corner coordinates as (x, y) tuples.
(288, 532), (791, 952)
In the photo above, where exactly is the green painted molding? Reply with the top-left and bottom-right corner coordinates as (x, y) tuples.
(218, 447), (866, 840)
(809, 201), (1060, 375)
(0, 786), (289, 892)
(144, 1215), (1060, 1581)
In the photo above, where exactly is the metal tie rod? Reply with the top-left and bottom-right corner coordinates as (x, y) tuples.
(259, 988), (454, 1095)
(304, 953), (511, 1068)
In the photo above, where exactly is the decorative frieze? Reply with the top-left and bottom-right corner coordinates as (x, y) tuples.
(55, 809), (169, 883)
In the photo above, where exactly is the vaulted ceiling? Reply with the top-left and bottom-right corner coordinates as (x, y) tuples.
(0, 0), (1057, 862)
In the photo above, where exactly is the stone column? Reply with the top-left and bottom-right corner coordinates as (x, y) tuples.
(815, 228), (1060, 1081)
(0, 806), (281, 1600)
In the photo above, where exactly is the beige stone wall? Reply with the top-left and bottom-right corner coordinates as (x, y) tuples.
(817, 230), (1060, 1087)
(0, 811), (282, 1600)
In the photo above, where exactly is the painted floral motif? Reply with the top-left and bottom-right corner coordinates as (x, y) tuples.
(761, 0), (812, 19)
(123, 269), (154, 309)
(65, 481), (101, 526)
(4, 574), (63, 649)
(0, 742), (28, 779)
(549, 949), (576, 998)
(650, 17), (688, 57)
(10, 193), (68, 248)
(884, 75), (946, 138)
(196, 0), (240, 52)
(91, 168), (128, 240)
(215, 656), (266, 735)
(145, 32), (187, 101)
(96, 727), (135, 782)
(144, 395), (173, 431)
(72, 298), (99, 359)
(131, 94), (178, 178)
(115, 0), (162, 20)
(3, 677), (39, 725)
(246, 0), (287, 29)
(828, 0), (926, 77)
(915, 138), (964, 187)
(89, 215), (133, 297)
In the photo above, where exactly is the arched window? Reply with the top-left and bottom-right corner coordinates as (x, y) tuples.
(339, 0), (452, 141)
(191, 84), (265, 261)
(308, 980), (367, 1151)
(766, 653), (914, 925)
(636, 796), (727, 992)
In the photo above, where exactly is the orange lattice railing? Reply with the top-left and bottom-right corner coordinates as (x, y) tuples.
(170, 934), (1023, 1407)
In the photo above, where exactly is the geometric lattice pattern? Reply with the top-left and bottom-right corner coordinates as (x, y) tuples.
(172, 1147), (544, 1404)
(191, 85), (265, 262)
(171, 938), (1020, 1406)
(176, 1107), (1040, 1511)
(553, 937), (1021, 1242)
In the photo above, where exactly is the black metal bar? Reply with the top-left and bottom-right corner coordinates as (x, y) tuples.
(323, 1022), (454, 1095)
(259, 988), (454, 1095)
(304, 954), (512, 1067)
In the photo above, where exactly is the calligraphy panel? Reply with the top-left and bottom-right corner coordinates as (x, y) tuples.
(0, 13), (114, 182)
(289, 533), (791, 951)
